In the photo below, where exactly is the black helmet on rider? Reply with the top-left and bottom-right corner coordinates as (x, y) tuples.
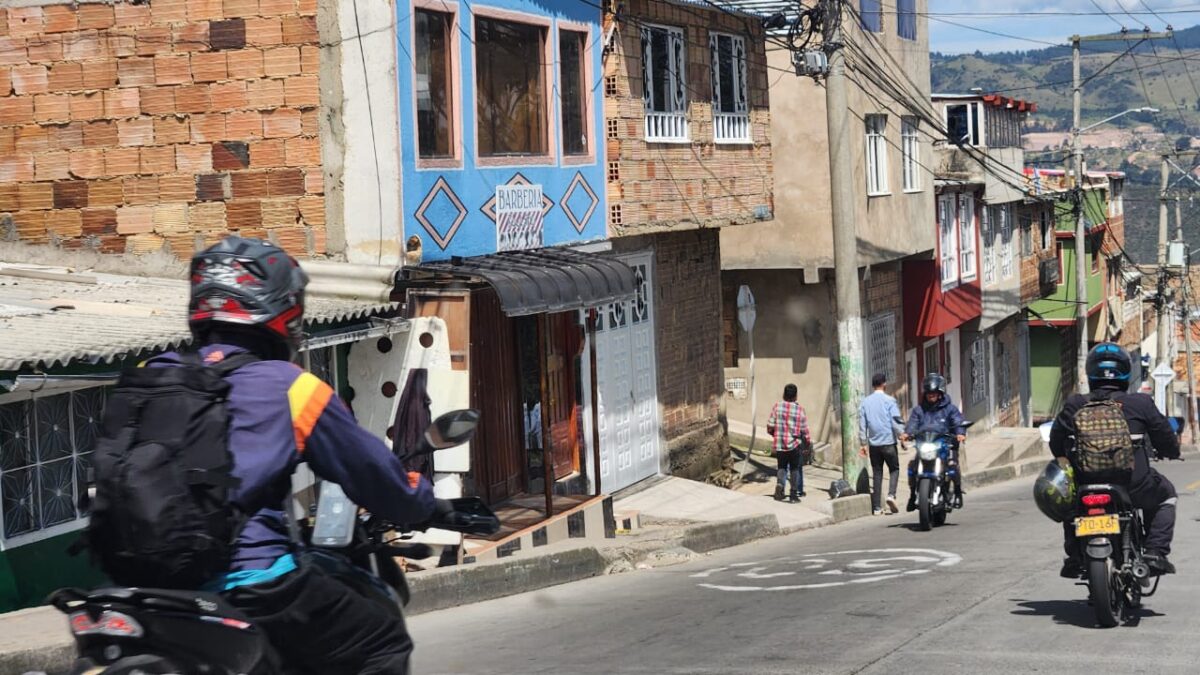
(1085, 342), (1132, 390)
(188, 236), (309, 360)
(1033, 460), (1076, 523)
(921, 372), (947, 403)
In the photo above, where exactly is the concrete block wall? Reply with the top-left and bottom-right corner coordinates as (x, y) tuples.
(0, 0), (324, 258)
(602, 0), (773, 235)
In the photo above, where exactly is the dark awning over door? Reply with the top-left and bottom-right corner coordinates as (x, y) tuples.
(402, 248), (636, 317)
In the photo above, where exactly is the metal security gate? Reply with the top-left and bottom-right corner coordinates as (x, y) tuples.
(583, 251), (660, 493)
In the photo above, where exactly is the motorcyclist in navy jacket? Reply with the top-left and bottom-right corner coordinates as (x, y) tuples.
(901, 373), (967, 510)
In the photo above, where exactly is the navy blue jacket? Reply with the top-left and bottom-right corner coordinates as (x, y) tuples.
(905, 395), (966, 438)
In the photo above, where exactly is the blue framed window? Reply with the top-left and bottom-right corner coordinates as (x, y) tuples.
(897, 0), (916, 40)
(860, 0), (882, 33)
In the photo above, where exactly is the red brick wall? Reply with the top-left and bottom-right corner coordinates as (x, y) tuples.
(615, 228), (726, 480)
(603, 0), (773, 234)
(0, 0), (324, 258)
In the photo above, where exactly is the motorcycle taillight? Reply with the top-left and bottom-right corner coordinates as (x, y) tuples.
(1081, 494), (1112, 507)
(69, 610), (144, 638)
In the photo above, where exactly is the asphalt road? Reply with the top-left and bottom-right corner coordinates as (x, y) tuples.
(410, 460), (1200, 675)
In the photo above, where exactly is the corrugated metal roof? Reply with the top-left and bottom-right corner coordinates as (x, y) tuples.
(0, 262), (399, 372)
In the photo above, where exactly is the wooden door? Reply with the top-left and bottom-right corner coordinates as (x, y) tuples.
(409, 291), (469, 371)
(466, 289), (524, 504)
(543, 312), (583, 479)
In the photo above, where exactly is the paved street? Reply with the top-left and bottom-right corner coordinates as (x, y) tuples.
(411, 461), (1200, 674)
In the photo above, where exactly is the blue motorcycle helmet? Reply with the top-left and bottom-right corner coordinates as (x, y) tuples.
(1085, 342), (1132, 390)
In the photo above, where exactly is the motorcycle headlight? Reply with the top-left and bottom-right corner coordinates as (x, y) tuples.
(918, 443), (939, 461)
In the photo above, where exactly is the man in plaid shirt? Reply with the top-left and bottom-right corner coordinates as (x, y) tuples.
(767, 384), (811, 502)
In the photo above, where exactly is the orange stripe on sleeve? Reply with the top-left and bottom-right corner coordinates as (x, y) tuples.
(288, 372), (334, 454)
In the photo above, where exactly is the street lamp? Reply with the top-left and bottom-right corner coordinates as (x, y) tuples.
(1078, 107), (1159, 134)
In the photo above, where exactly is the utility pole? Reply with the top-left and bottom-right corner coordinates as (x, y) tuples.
(1157, 155), (1171, 369)
(823, 0), (866, 489)
(1070, 29), (1171, 390)
(1071, 35), (1087, 393)
(1183, 280), (1198, 443)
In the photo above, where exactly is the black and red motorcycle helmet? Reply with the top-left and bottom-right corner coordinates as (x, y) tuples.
(188, 236), (309, 358)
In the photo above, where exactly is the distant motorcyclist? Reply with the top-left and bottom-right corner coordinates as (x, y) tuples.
(901, 373), (967, 510)
(1049, 342), (1179, 578)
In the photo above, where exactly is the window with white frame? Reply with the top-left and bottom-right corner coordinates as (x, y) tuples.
(1110, 179), (1124, 216)
(865, 313), (898, 390)
(923, 340), (940, 379)
(710, 33), (749, 143)
(958, 193), (978, 281)
(981, 206), (994, 285)
(999, 204), (1014, 279)
(945, 102), (981, 145)
(939, 194), (959, 287)
(901, 116), (921, 192)
(1, 387), (108, 542)
(641, 24), (688, 142)
(969, 338), (988, 406)
(866, 114), (889, 195)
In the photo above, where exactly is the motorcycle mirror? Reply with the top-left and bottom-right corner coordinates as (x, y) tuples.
(892, 416), (904, 425)
(420, 409), (480, 453)
(961, 420), (975, 430)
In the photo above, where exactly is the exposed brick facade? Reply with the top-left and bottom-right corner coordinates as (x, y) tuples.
(615, 228), (726, 480)
(603, 0), (773, 234)
(995, 318), (1021, 427)
(1018, 202), (1056, 306)
(0, 1), (323, 258)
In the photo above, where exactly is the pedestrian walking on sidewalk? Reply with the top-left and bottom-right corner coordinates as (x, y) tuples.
(858, 373), (904, 515)
(767, 384), (811, 503)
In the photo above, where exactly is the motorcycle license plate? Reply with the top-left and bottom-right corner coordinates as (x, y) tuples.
(1075, 514), (1120, 536)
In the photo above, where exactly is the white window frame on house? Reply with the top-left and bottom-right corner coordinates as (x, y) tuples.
(901, 116), (921, 192)
(0, 385), (109, 548)
(981, 205), (995, 285)
(944, 102), (982, 146)
(969, 337), (988, 406)
(938, 194), (959, 289)
(710, 32), (750, 144)
(865, 114), (889, 196)
(958, 193), (978, 282)
(999, 204), (1014, 279)
(641, 24), (688, 143)
(923, 338), (940, 380)
(864, 312), (898, 391)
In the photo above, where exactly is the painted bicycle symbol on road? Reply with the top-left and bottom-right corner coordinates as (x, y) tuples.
(690, 548), (962, 592)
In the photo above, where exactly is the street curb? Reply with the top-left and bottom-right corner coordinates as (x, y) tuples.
(1, 644), (73, 675)
(406, 546), (610, 616)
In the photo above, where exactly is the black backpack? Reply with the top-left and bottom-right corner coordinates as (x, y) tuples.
(83, 352), (257, 589)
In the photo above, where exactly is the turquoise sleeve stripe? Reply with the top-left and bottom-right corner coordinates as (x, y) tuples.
(203, 553), (298, 592)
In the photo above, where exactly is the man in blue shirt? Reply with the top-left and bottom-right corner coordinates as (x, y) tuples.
(858, 373), (904, 515)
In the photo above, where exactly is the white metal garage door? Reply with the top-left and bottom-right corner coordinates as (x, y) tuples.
(583, 251), (661, 493)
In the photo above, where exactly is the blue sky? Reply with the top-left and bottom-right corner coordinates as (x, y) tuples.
(929, 0), (1200, 54)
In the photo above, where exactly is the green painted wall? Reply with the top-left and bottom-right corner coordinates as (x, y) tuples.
(1030, 327), (1066, 418)
(0, 530), (106, 612)
(1029, 238), (1104, 321)
(1053, 188), (1108, 231)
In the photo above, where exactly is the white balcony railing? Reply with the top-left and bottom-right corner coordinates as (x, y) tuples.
(713, 112), (750, 144)
(645, 112), (689, 143)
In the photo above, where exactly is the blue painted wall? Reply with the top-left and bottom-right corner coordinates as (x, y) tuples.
(397, 0), (607, 261)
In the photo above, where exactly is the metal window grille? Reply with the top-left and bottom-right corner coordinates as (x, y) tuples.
(865, 313), (898, 389)
(1000, 205), (1014, 279)
(997, 341), (1012, 410)
(958, 193), (977, 280)
(969, 338), (988, 406)
(981, 206), (995, 285)
(939, 196), (958, 286)
(1, 388), (108, 541)
(710, 33), (750, 143)
(641, 25), (688, 142)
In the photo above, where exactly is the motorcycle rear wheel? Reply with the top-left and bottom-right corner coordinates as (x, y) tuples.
(1088, 558), (1121, 628)
(917, 479), (932, 532)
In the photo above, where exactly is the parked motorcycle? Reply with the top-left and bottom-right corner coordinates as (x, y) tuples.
(903, 420), (973, 531)
(47, 409), (499, 674)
